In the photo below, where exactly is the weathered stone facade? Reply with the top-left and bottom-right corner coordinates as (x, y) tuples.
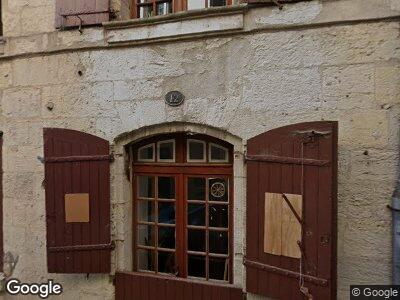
(0, 0), (399, 299)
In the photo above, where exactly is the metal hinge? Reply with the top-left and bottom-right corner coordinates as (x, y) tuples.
(387, 204), (400, 212)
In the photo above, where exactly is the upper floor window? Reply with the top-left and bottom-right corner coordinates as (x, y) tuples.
(132, 0), (233, 19)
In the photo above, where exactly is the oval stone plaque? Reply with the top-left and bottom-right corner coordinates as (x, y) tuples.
(165, 91), (185, 107)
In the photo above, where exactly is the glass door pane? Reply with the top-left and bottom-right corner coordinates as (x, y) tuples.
(186, 176), (230, 281)
(136, 175), (177, 275)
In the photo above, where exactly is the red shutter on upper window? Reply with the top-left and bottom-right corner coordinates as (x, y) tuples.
(44, 128), (113, 273)
(245, 121), (338, 300)
(55, 0), (110, 29)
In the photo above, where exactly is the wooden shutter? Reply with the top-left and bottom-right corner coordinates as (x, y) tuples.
(245, 121), (337, 300)
(55, 0), (110, 29)
(0, 133), (3, 272)
(44, 128), (113, 273)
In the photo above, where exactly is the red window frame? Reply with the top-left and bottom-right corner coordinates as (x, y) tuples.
(131, 133), (234, 283)
(131, 0), (233, 19)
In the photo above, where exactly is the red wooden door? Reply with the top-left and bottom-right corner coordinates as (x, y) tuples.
(245, 121), (338, 299)
(44, 128), (113, 273)
(115, 272), (244, 300)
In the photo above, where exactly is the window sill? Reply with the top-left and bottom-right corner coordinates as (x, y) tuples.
(103, 5), (246, 44)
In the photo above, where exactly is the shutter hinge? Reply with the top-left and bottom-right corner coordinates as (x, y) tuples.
(292, 130), (332, 144)
(320, 234), (331, 245)
(387, 204), (400, 212)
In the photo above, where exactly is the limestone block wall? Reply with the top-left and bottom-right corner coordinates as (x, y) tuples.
(0, 0), (398, 299)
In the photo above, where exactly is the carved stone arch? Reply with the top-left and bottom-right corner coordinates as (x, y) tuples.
(114, 122), (243, 151)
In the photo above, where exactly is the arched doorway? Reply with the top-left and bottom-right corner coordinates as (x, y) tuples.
(129, 132), (234, 282)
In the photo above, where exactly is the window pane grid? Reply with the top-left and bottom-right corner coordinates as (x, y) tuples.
(157, 199), (175, 202)
(137, 0), (172, 15)
(187, 225), (228, 231)
(134, 136), (233, 281)
(137, 175), (176, 274)
(137, 221), (155, 226)
(137, 245), (155, 250)
(157, 247), (175, 253)
(186, 177), (229, 281)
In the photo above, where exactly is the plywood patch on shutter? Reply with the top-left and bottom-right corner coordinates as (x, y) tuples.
(264, 193), (302, 258)
(65, 193), (90, 223)
(264, 193), (282, 255)
(282, 194), (302, 258)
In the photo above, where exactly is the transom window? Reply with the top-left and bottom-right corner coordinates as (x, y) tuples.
(132, 0), (233, 19)
(132, 133), (233, 282)
(135, 133), (230, 164)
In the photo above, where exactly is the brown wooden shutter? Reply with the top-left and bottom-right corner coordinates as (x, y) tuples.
(245, 121), (337, 300)
(55, 0), (110, 29)
(44, 128), (112, 273)
(0, 133), (3, 272)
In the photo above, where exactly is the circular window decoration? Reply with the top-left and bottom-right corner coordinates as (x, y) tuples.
(210, 182), (226, 198)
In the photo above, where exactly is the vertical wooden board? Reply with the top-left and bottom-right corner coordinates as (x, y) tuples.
(230, 287), (243, 300)
(279, 140), (299, 300)
(281, 194), (302, 258)
(131, 273), (140, 299)
(191, 282), (203, 300)
(246, 162), (259, 260)
(63, 142), (74, 273)
(71, 142), (82, 272)
(96, 0), (109, 23)
(99, 159), (111, 272)
(264, 193), (282, 256)
(0, 136), (2, 272)
(317, 129), (335, 280)
(89, 158), (100, 272)
(83, 0), (97, 25)
(245, 161), (259, 294)
(54, 140), (66, 272)
(211, 285), (221, 300)
(165, 278), (176, 299)
(139, 275), (149, 300)
(151, 276), (157, 299)
(152, 276), (164, 300)
(220, 286), (230, 300)
(182, 281), (192, 300)
(263, 163), (281, 298)
(56, 0), (108, 28)
(128, 273), (136, 300)
(45, 137), (56, 272)
(202, 283), (212, 300)
(62, 0), (79, 27)
(80, 145), (92, 272)
(303, 147), (320, 278)
(175, 279), (186, 300)
(258, 141), (272, 298)
(55, 0), (62, 28)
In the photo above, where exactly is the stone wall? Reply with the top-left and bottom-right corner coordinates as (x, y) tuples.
(0, 0), (399, 299)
